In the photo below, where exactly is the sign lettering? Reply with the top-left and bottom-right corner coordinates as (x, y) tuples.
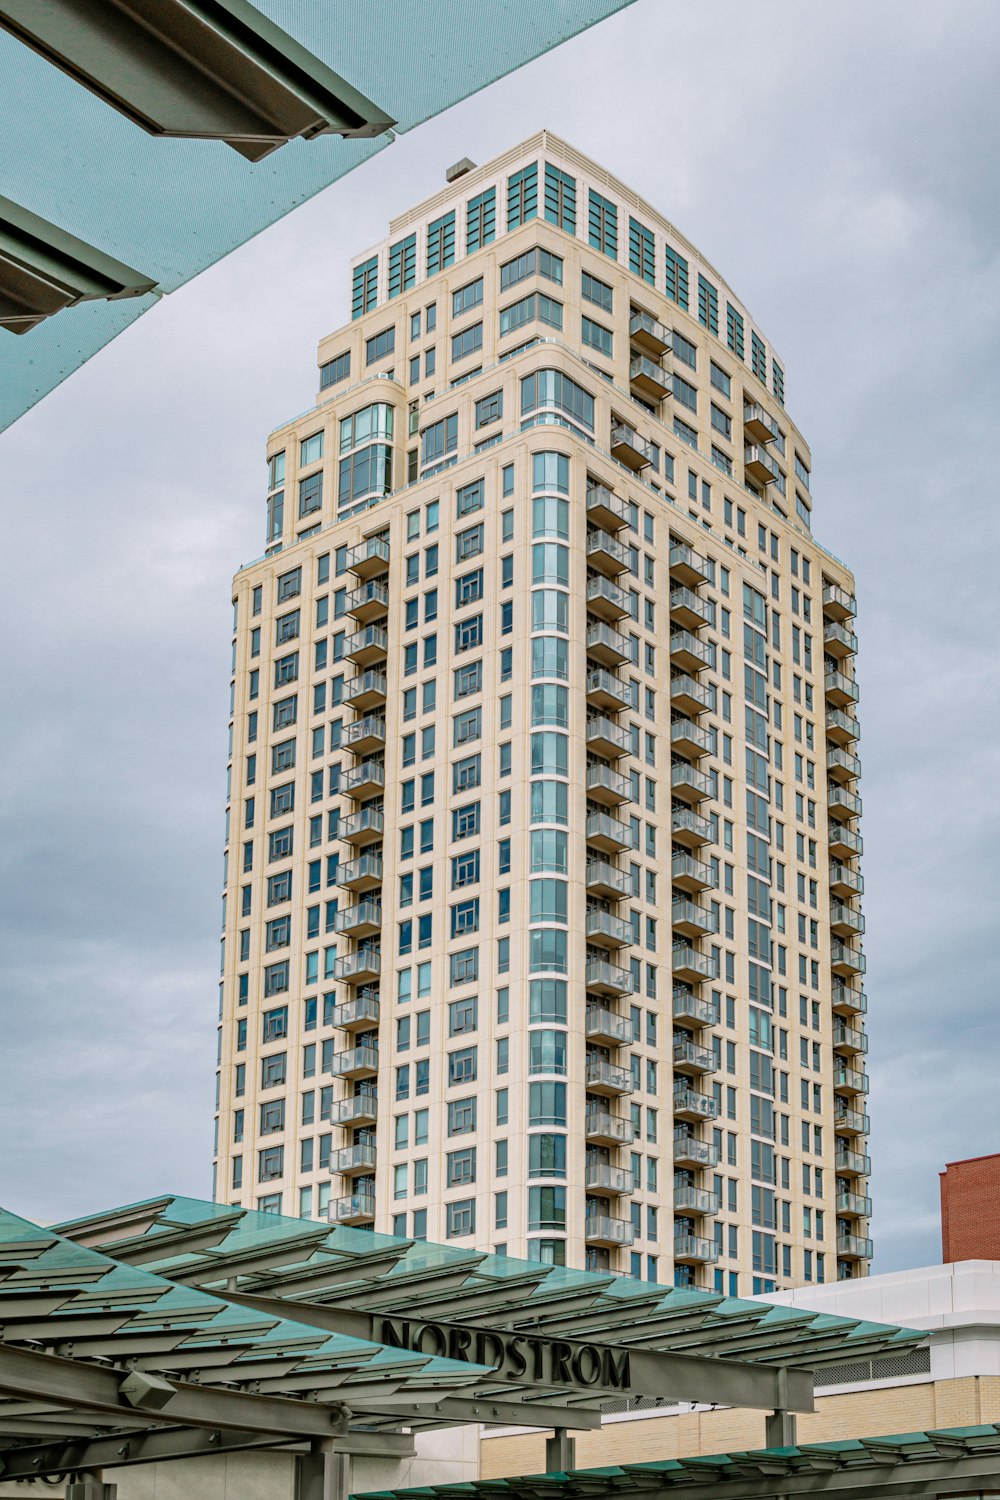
(375, 1317), (631, 1392)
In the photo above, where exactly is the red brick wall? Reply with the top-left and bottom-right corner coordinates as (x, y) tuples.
(940, 1154), (1000, 1261)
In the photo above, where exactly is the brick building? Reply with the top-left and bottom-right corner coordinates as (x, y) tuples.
(941, 1152), (1000, 1261)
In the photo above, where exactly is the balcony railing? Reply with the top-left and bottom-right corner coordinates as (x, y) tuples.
(585, 859), (631, 898)
(672, 945), (717, 981)
(825, 669), (860, 707)
(330, 994), (381, 1031)
(829, 863), (864, 897)
(333, 900), (383, 937)
(830, 902), (865, 937)
(827, 747), (862, 781)
(673, 1133), (720, 1167)
(344, 670), (387, 711)
(332, 1091), (378, 1126)
(334, 948), (381, 983)
(674, 1233), (719, 1264)
(673, 988), (718, 1026)
(331, 1142), (377, 1175)
(832, 983), (867, 1017)
(823, 583), (857, 620)
(585, 1054), (633, 1094)
(585, 957), (633, 996)
(743, 402), (780, 443)
(629, 308), (671, 355)
(824, 621), (858, 657)
(341, 806), (385, 845)
(670, 761), (713, 803)
(343, 759), (385, 796)
(671, 851), (713, 892)
(586, 482), (630, 529)
(836, 1190), (873, 1217)
(585, 1161), (635, 1194)
(586, 574), (630, 619)
(584, 1212), (635, 1246)
(328, 1189), (377, 1224)
(835, 1148), (871, 1176)
(829, 824), (863, 857)
(836, 1234), (873, 1260)
(610, 422), (655, 471)
(345, 579), (390, 621)
(587, 528), (630, 574)
(585, 1004), (632, 1046)
(668, 542), (711, 586)
(835, 1102), (870, 1134)
(586, 620), (631, 667)
(338, 853), (384, 890)
(673, 1084), (719, 1121)
(671, 896), (714, 937)
(669, 630), (713, 671)
(674, 1184), (720, 1215)
(586, 716), (630, 757)
(585, 809), (631, 853)
(670, 586), (713, 629)
(831, 940), (866, 976)
(345, 625), (389, 666)
(586, 761), (631, 804)
(671, 807), (714, 846)
(833, 1021), (868, 1055)
(670, 674), (713, 714)
(629, 353), (670, 399)
(671, 717), (713, 756)
(345, 537), (390, 578)
(745, 444), (781, 485)
(826, 707), (860, 745)
(586, 909), (633, 948)
(343, 715), (386, 752)
(585, 1107), (635, 1145)
(328, 1044), (379, 1079)
(829, 786), (863, 820)
(673, 1036), (716, 1074)
(586, 667), (630, 710)
(834, 1063), (869, 1094)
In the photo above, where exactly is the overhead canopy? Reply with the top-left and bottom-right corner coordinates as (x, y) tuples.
(357, 1426), (1000, 1500)
(0, 0), (636, 432)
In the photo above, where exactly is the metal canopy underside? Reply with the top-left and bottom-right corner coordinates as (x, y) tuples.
(0, 0), (637, 432)
(58, 1195), (924, 1372)
(356, 1426), (1000, 1500)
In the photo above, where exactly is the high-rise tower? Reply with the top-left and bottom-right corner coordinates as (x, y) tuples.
(216, 132), (870, 1293)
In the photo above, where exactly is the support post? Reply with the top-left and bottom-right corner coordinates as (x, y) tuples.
(295, 1443), (351, 1500)
(545, 1427), (576, 1473)
(66, 1477), (117, 1500)
(764, 1365), (796, 1448)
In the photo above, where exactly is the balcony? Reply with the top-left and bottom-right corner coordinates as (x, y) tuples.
(328, 1189), (377, 1225)
(343, 759), (385, 797)
(344, 670), (387, 712)
(668, 542), (711, 587)
(833, 1021), (868, 1055)
(826, 707), (860, 745)
(586, 715), (629, 758)
(344, 715), (386, 755)
(586, 574), (630, 620)
(671, 717), (713, 757)
(837, 1234), (873, 1260)
(587, 528), (630, 575)
(827, 747), (862, 782)
(823, 583), (857, 621)
(629, 354), (670, 399)
(346, 537), (390, 578)
(333, 900), (382, 939)
(835, 1102), (870, 1134)
(585, 809), (631, 854)
(333, 1091), (378, 1127)
(834, 1063), (868, 1096)
(673, 988), (718, 1026)
(671, 674), (712, 715)
(829, 863), (864, 898)
(330, 994), (381, 1031)
(743, 402), (780, 444)
(671, 760), (712, 804)
(829, 786), (863, 821)
(585, 1161), (635, 1195)
(745, 444), (781, 485)
(334, 947), (381, 984)
(674, 1184), (720, 1216)
(586, 667), (630, 711)
(585, 859), (630, 900)
(836, 1147), (871, 1177)
(674, 1133), (720, 1168)
(338, 853), (384, 892)
(584, 1212), (635, 1247)
(670, 586), (712, 630)
(830, 902), (865, 938)
(629, 307), (671, 356)
(587, 620), (631, 667)
(585, 1106), (635, 1146)
(345, 625), (388, 667)
(672, 945), (717, 983)
(585, 957), (633, 997)
(673, 1036), (716, 1074)
(586, 761), (631, 806)
(585, 1004), (632, 1047)
(331, 1142), (377, 1176)
(673, 1084), (718, 1122)
(671, 807), (714, 847)
(586, 482), (630, 530)
(328, 1044), (379, 1080)
(341, 806), (385, 846)
(674, 1233), (719, 1265)
(586, 908), (633, 949)
(824, 621), (858, 659)
(837, 1190), (873, 1218)
(825, 669), (860, 708)
(610, 423), (654, 472)
(829, 823), (863, 858)
(585, 1055), (633, 1096)
(672, 896), (713, 939)
(832, 983), (867, 1018)
(672, 851), (713, 893)
(669, 630), (713, 672)
(831, 940), (866, 977)
(345, 579), (390, 622)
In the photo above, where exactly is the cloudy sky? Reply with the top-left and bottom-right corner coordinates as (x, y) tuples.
(1, 0), (997, 1269)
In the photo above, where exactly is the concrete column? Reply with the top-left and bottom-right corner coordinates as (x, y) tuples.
(544, 1428), (576, 1472)
(295, 1446), (351, 1500)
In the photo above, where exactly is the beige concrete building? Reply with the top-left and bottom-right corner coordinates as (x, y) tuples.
(215, 130), (870, 1294)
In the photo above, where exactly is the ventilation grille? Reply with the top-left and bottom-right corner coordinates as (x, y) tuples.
(814, 1347), (930, 1387)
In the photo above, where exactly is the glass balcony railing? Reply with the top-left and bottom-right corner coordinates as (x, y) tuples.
(673, 1133), (720, 1167)
(835, 1147), (871, 1176)
(586, 482), (630, 528)
(672, 988), (718, 1026)
(585, 909), (632, 947)
(837, 1234), (873, 1259)
(629, 308), (671, 355)
(585, 809), (631, 851)
(343, 715), (387, 750)
(332, 900), (382, 937)
(585, 1054), (633, 1093)
(338, 853), (384, 890)
(345, 579), (390, 620)
(332, 1091), (378, 1126)
(745, 444), (782, 484)
(585, 859), (631, 898)
(585, 1107), (635, 1145)
(671, 851), (713, 891)
(585, 955), (633, 997)
(328, 1189), (377, 1223)
(671, 896), (714, 935)
(584, 1212), (635, 1246)
(670, 674), (713, 712)
(825, 669), (860, 706)
(586, 667), (630, 709)
(671, 807), (714, 845)
(629, 354), (671, 397)
(343, 759), (385, 796)
(585, 716), (630, 756)
(668, 542), (711, 586)
(331, 1142), (377, 1175)
(669, 585), (712, 628)
(671, 717), (713, 755)
(672, 1036), (716, 1072)
(334, 948), (381, 982)
(823, 583), (857, 620)
(585, 1161), (635, 1194)
(824, 620), (858, 657)
(669, 630), (713, 669)
(610, 422), (655, 471)
(586, 761), (631, 803)
(673, 1084), (718, 1120)
(743, 402), (780, 443)
(585, 1004), (632, 1046)
(328, 1044), (379, 1079)
(587, 528), (630, 573)
(586, 620), (631, 664)
(344, 670), (388, 709)
(826, 707), (860, 744)
(673, 1184), (720, 1215)
(674, 1232), (719, 1264)
(670, 761), (713, 802)
(345, 625), (389, 664)
(346, 538), (390, 578)
(329, 994), (381, 1031)
(341, 806), (385, 843)
(586, 574), (630, 618)
(672, 945), (717, 981)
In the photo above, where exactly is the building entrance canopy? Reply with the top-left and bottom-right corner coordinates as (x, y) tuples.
(0, 1194), (925, 1484)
